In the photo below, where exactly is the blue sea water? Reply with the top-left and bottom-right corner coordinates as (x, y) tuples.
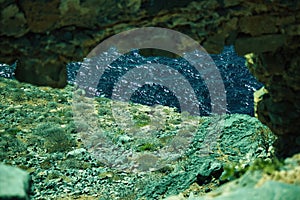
(0, 46), (263, 116)
(0, 62), (16, 79)
(68, 46), (263, 116)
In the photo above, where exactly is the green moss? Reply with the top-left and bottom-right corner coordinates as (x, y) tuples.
(136, 138), (163, 152)
(10, 88), (26, 102)
(72, 120), (90, 133)
(163, 108), (171, 115)
(60, 158), (92, 169)
(46, 171), (61, 181)
(98, 171), (114, 180)
(64, 110), (73, 118)
(137, 142), (157, 152)
(40, 159), (53, 169)
(95, 96), (111, 104)
(57, 107), (70, 118)
(133, 113), (151, 127)
(0, 131), (27, 160)
(167, 116), (182, 125)
(56, 93), (69, 104)
(249, 157), (283, 174)
(220, 157), (283, 182)
(5, 127), (21, 135)
(98, 106), (112, 116)
(45, 128), (75, 152)
(35, 123), (76, 153)
(220, 163), (249, 182)
(47, 101), (58, 108)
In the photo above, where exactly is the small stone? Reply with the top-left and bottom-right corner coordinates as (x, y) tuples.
(66, 148), (87, 158)
(118, 135), (133, 143)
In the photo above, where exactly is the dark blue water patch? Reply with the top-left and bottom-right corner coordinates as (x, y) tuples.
(70, 50), (212, 115)
(0, 62), (16, 79)
(0, 46), (262, 116)
(68, 46), (263, 116)
(211, 46), (263, 115)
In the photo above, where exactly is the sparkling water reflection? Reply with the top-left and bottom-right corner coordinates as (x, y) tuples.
(67, 46), (262, 116)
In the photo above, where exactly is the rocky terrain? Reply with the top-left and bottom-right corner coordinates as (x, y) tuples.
(1, 0), (300, 199)
(0, 77), (299, 199)
(1, 0), (299, 155)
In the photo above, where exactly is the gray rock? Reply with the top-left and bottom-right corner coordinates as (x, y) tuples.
(0, 164), (31, 200)
(192, 171), (300, 200)
(215, 181), (300, 200)
(66, 148), (87, 158)
(138, 114), (276, 199)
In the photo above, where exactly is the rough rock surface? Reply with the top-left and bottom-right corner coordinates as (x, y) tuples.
(167, 153), (300, 200)
(0, 77), (276, 199)
(136, 114), (276, 199)
(186, 175), (300, 200)
(0, 164), (31, 200)
(250, 48), (300, 157)
(0, 1), (299, 153)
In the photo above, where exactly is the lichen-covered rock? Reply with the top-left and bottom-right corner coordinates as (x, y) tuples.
(168, 153), (300, 200)
(247, 47), (300, 156)
(137, 114), (276, 199)
(193, 178), (300, 200)
(0, 4), (28, 37)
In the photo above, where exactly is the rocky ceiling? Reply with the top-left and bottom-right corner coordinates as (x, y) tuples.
(0, 0), (299, 156)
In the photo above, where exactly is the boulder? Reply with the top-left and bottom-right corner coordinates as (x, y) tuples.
(0, 164), (31, 200)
